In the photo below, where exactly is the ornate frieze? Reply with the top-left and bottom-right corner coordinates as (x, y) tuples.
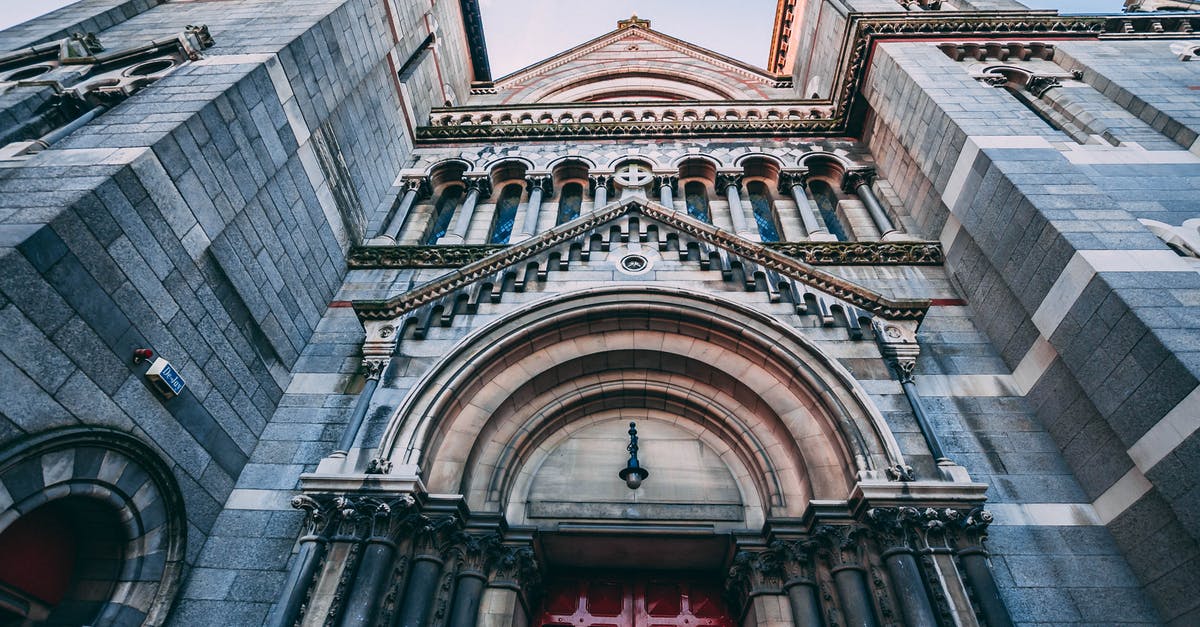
(351, 200), (932, 324)
(347, 240), (943, 269)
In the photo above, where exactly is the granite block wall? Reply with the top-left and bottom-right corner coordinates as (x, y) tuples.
(0, 0), (476, 621)
(862, 38), (1200, 624)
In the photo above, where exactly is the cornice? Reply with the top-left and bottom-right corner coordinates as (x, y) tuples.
(352, 198), (931, 323)
(420, 12), (1199, 143)
(347, 240), (943, 269)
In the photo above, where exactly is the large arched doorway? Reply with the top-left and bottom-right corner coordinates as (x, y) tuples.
(282, 283), (1007, 627)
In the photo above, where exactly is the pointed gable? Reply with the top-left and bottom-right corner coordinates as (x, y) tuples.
(353, 198), (929, 337)
(490, 16), (791, 105)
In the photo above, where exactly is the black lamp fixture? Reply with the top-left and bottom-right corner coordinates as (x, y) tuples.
(618, 421), (649, 489)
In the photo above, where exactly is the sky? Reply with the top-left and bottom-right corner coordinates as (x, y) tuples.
(0, 0), (1138, 75)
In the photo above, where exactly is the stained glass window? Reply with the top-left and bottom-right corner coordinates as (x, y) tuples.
(557, 182), (583, 224)
(747, 181), (780, 242)
(423, 185), (462, 245)
(684, 182), (710, 223)
(489, 183), (523, 244)
(807, 180), (849, 242)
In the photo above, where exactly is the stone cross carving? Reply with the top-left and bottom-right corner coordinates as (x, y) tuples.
(614, 162), (654, 200)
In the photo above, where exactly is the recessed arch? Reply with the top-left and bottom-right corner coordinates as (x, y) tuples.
(377, 287), (906, 524)
(0, 427), (186, 626)
(526, 69), (740, 103)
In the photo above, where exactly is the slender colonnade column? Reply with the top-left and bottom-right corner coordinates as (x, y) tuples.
(717, 172), (752, 236)
(779, 172), (827, 238)
(518, 175), (550, 238)
(445, 175), (491, 243)
(842, 169), (896, 238)
(379, 177), (429, 241)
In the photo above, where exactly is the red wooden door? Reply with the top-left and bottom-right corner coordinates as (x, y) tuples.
(538, 573), (734, 627)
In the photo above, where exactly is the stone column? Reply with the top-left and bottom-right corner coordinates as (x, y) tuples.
(842, 170), (896, 239)
(779, 172), (828, 239)
(518, 175), (550, 239)
(955, 509), (1015, 627)
(773, 539), (823, 626)
(393, 516), (460, 627)
(717, 172), (752, 236)
(264, 495), (335, 627)
(338, 496), (417, 627)
(874, 321), (973, 482)
(815, 525), (880, 627)
(443, 176), (491, 244)
(379, 177), (430, 241)
(655, 175), (677, 209)
(447, 533), (500, 627)
(590, 174), (611, 210)
(866, 508), (940, 627)
(333, 357), (389, 458)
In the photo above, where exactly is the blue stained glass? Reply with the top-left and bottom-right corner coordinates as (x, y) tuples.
(424, 185), (462, 245)
(748, 184), (780, 243)
(685, 182), (710, 223)
(807, 180), (849, 242)
(557, 182), (583, 224)
(489, 184), (522, 244)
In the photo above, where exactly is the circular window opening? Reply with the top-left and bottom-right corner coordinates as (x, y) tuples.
(126, 59), (174, 77)
(5, 65), (51, 81)
(618, 253), (652, 275)
(0, 498), (126, 625)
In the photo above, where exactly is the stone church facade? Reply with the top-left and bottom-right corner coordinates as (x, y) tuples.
(0, 0), (1198, 625)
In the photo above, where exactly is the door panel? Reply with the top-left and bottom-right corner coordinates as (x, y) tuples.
(538, 573), (734, 627)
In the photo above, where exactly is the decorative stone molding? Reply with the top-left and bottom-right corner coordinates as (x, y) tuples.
(348, 241), (945, 268)
(937, 41), (1057, 63)
(351, 199), (932, 323)
(419, 102), (836, 142)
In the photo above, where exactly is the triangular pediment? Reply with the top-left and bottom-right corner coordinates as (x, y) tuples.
(353, 198), (929, 336)
(490, 21), (790, 104)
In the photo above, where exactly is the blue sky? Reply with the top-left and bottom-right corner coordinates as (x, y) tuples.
(0, 0), (1138, 75)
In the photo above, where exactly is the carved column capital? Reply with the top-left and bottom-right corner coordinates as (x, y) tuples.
(770, 538), (820, 587)
(716, 172), (744, 191)
(778, 170), (810, 193)
(400, 513), (462, 559)
(865, 506), (924, 555)
(400, 176), (432, 198)
(291, 494), (337, 538)
(726, 548), (786, 614)
(841, 169), (876, 194)
(813, 524), (870, 572)
(463, 175), (492, 198)
(525, 174), (552, 194)
(589, 174), (612, 191)
(450, 531), (502, 578)
(654, 175), (678, 192)
(361, 357), (390, 381)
